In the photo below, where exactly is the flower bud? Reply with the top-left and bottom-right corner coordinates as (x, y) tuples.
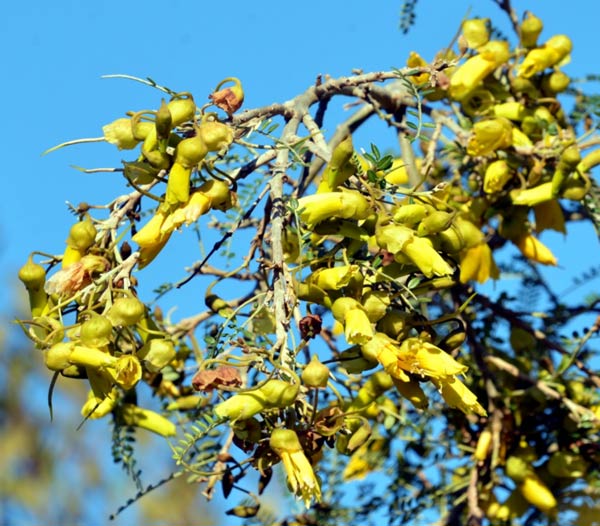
(361, 289), (390, 322)
(197, 114), (234, 153)
(19, 257), (46, 291)
(121, 404), (176, 437)
(80, 314), (113, 348)
(377, 310), (411, 340)
(44, 341), (75, 371)
(302, 355), (330, 388)
(391, 376), (428, 409)
(138, 338), (176, 372)
(416, 210), (453, 236)
(174, 132), (209, 169)
(107, 297), (146, 327)
(541, 71), (570, 94)
(518, 472), (557, 514)
(155, 99), (173, 140)
(474, 429), (493, 460)
(167, 94), (196, 126)
(332, 297), (374, 345)
(483, 159), (512, 193)
(462, 19), (489, 49)
(338, 347), (378, 374)
(467, 117), (513, 157)
(66, 217), (97, 251)
(297, 191), (371, 227)
(393, 203), (427, 225)
(520, 12), (543, 48)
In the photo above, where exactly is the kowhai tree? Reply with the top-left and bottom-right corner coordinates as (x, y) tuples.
(16, 3), (600, 525)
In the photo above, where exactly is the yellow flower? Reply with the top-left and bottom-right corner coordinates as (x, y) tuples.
(483, 159), (512, 194)
(449, 41), (509, 101)
(121, 404), (176, 437)
(397, 337), (468, 378)
(519, 35), (572, 78)
(510, 182), (553, 206)
(297, 190), (371, 227)
(462, 18), (490, 49)
(459, 243), (499, 283)
(108, 355), (142, 390)
(534, 199), (566, 234)
(467, 117), (513, 157)
(515, 234), (557, 265)
(102, 118), (153, 150)
(81, 388), (118, 419)
(376, 224), (454, 277)
(406, 51), (430, 84)
(309, 264), (363, 291)
(432, 376), (487, 416)
(331, 297), (374, 345)
(270, 429), (321, 507)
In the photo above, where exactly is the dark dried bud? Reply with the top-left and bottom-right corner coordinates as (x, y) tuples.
(299, 314), (322, 340)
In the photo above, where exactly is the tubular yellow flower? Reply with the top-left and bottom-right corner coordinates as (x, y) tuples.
(459, 243), (499, 284)
(515, 234), (557, 265)
(510, 182), (553, 206)
(534, 199), (566, 234)
(310, 264), (363, 291)
(102, 118), (149, 150)
(518, 35), (573, 78)
(449, 41), (509, 101)
(391, 376), (428, 410)
(137, 338), (176, 372)
(360, 333), (410, 382)
(467, 117), (513, 157)
(406, 51), (430, 84)
(121, 404), (176, 437)
(431, 376), (487, 416)
(132, 209), (169, 248)
(332, 297), (374, 345)
(483, 160), (512, 193)
(297, 190), (371, 227)
(347, 370), (394, 411)
(214, 380), (299, 422)
(108, 355), (142, 390)
(316, 135), (354, 193)
(81, 388), (118, 419)
(376, 224), (454, 277)
(397, 337), (468, 378)
(269, 428), (322, 508)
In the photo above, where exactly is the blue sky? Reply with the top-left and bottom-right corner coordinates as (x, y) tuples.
(2, 1), (599, 524)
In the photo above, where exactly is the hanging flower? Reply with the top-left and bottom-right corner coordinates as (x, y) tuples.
(121, 404), (176, 437)
(431, 376), (487, 416)
(459, 243), (499, 283)
(467, 117), (513, 157)
(331, 297), (374, 345)
(269, 429), (322, 507)
(515, 234), (557, 265)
